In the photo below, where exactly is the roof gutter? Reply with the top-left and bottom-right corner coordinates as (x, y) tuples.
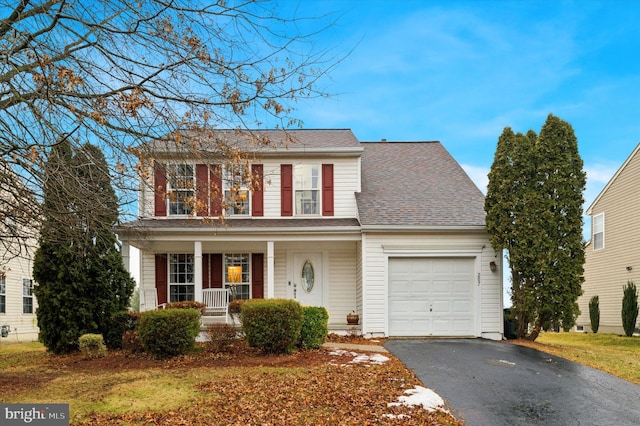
(360, 224), (486, 232)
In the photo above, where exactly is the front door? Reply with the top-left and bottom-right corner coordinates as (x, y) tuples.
(292, 252), (323, 306)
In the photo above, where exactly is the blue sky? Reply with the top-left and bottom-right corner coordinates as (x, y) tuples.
(279, 0), (640, 239)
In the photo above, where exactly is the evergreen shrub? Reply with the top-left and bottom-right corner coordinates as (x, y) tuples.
(138, 308), (201, 358)
(299, 306), (329, 349)
(241, 299), (303, 354)
(622, 281), (639, 337)
(79, 333), (107, 359)
(589, 296), (600, 334)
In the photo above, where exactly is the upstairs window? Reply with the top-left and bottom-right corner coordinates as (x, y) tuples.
(294, 164), (319, 215)
(22, 278), (33, 314)
(167, 164), (194, 215)
(225, 165), (250, 216)
(593, 213), (604, 250)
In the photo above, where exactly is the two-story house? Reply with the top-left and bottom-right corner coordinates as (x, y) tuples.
(117, 129), (503, 339)
(576, 143), (640, 334)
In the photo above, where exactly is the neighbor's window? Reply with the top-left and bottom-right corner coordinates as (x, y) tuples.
(167, 164), (194, 215)
(22, 278), (33, 314)
(169, 254), (194, 302)
(593, 213), (604, 250)
(0, 273), (5, 314)
(224, 165), (250, 216)
(294, 164), (319, 215)
(224, 253), (250, 300)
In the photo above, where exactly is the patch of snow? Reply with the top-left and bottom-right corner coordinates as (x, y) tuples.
(351, 353), (390, 365)
(388, 386), (446, 413)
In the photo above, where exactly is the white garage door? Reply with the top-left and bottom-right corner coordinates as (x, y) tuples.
(389, 257), (476, 337)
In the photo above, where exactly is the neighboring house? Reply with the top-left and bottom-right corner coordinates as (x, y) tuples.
(117, 129), (503, 339)
(576, 144), (640, 334)
(0, 250), (38, 342)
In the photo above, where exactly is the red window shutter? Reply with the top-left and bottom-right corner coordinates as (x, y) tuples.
(202, 254), (211, 289)
(251, 253), (264, 299)
(281, 164), (293, 216)
(322, 164), (334, 216)
(210, 165), (222, 216)
(154, 164), (167, 216)
(195, 164), (209, 217)
(211, 253), (223, 289)
(155, 254), (168, 305)
(251, 164), (264, 216)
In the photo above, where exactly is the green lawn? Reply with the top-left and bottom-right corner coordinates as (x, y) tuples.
(515, 332), (640, 385)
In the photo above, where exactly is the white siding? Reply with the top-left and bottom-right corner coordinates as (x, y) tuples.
(327, 244), (357, 325)
(361, 231), (501, 339)
(1, 252), (39, 341)
(141, 157), (361, 219)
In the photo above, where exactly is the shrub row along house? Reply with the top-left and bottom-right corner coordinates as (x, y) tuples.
(576, 143), (640, 334)
(117, 129), (503, 339)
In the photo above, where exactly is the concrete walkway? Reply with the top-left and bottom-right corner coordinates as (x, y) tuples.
(322, 342), (389, 353)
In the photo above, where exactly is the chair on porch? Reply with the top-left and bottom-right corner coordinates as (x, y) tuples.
(141, 288), (166, 311)
(202, 288), (230, 323)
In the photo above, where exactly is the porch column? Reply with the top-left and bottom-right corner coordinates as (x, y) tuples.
(194, 241), (203, 303)
(267, 240), (275, 298)
(121, 240), (131, 273)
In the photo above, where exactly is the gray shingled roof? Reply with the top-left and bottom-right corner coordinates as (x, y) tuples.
(356, 141), (486, 227)
(146, 129), (361, 155)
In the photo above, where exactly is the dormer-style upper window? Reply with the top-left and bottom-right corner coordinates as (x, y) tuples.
(294, 164), (319, 215)
(167, 164), (194, 215)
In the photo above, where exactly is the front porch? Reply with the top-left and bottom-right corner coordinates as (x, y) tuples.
(124, 235), (362, 330)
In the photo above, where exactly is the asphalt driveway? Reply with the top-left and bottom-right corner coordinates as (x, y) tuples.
(384, 339), (640, 426)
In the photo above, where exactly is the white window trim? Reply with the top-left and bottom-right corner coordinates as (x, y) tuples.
(224, 253), (251, 300)
(294, 163), (321, 216)
(593, 212), (604, 250)
(224, 165), (251, 217)
(0, 273), (5, 314)
(22, 277), (34, 314)
(168, 253), (195, 302)
(167, 163), (195, 216)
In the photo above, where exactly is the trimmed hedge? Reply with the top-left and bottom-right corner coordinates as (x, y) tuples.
(138, 308), (201, 358)
(299, 306), (329, 349)
(79, 333), (107, 359)
(104, 311), (141, 349)
(241, 299), (303, 354)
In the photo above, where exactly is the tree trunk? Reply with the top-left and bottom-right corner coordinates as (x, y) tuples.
(526, 324), (542, 341)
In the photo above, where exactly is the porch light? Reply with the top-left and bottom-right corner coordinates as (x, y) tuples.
(228, 266), (242, 282)
(489, 261), (497, 273)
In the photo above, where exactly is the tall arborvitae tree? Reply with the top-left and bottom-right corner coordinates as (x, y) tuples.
(485, 114), (586, 341)
(528, 115), (585, 339)
(33, 142), (134, 354)
(485, 128), (538, 337)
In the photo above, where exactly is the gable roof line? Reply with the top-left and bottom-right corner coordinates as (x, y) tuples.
(586, 143), (640, 215)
